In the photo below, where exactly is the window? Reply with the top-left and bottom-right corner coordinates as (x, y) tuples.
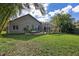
(16, 26), (18, 30)
(13, 25), (18, 30)
(38, 25), (40, 31)
(13, 25), (15, 30)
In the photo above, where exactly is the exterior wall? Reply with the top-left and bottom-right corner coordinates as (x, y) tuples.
(8, 15), (41, 33)
(41, 23), (53, 32)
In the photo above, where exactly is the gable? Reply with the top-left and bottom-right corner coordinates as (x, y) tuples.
(10, 14), (41, 24)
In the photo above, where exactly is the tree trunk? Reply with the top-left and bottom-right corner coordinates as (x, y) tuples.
(0, 10), (11, 34)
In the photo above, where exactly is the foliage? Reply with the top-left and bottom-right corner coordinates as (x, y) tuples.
(51, 13), (75, 33)
(0, 4), (23, 33)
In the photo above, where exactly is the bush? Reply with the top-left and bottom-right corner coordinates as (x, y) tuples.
(23, 28), (31, 33)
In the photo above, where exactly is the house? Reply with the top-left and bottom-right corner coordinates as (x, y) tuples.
(7, 14), (42, 33)
(7, 14), (53, 34)
(41, 22), (53, 32)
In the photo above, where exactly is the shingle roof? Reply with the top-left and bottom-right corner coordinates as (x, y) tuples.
(10, 14), (41, 24)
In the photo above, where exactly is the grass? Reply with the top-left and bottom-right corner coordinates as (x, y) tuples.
(0, 33), (79, 56)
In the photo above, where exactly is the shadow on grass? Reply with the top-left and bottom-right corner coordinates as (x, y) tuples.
(1, 33), (45, 41)
(1, 33), (79, 41)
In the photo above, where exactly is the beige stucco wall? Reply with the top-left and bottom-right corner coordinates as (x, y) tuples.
(8, 15), (41, 33)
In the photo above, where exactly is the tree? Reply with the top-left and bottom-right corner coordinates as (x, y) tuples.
(0, 3), (45, 33)
(51, 13), (75, 33)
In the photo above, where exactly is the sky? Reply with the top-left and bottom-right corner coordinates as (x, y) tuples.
(20, 3), (79, 22)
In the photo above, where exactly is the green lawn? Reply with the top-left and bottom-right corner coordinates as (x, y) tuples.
(0, 34), (79, 56)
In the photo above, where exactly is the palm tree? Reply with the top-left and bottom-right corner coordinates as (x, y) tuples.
(0, 3), (45, 33)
